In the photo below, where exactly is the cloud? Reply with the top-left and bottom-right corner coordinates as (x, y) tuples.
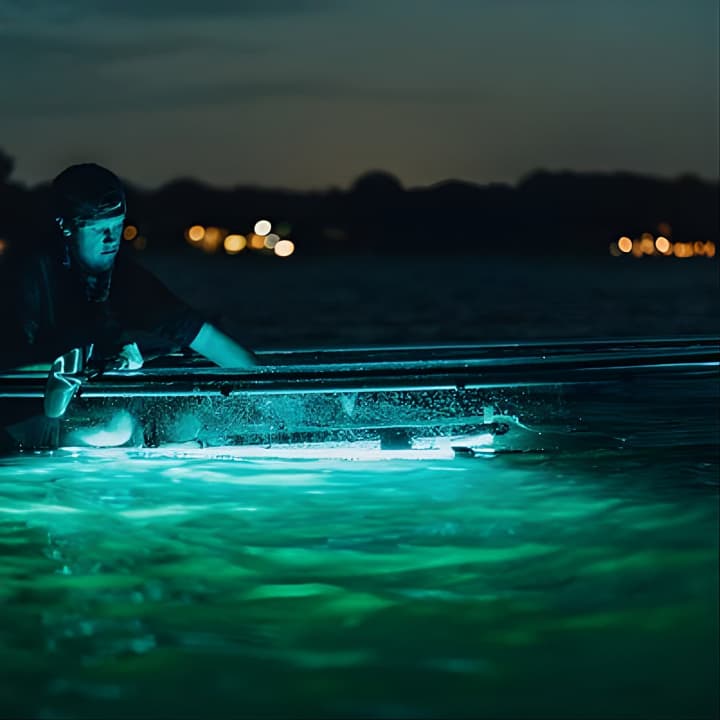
(0, 0), (333, 22)
(0, 0), (336, 71)
(0, 31), (221, 64)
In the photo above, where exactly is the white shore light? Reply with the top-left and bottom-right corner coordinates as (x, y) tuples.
(274, 239), (295, 257)
(254, 220), (272, 236)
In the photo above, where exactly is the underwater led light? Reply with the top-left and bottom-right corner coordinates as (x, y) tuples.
(56, 442), (481, 462)
(56, 429), (496, 462)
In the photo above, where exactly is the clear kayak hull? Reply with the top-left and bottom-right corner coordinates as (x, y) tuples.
(1, 337), (717, 455)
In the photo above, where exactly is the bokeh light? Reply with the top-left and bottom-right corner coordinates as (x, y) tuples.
(264, 233), (280, 249)
(123, 225), (138, 241)
(249, 233), (265, 250)
(612, 230), (715, 261)
(655, 236), (671, 254)
(274, 239), (295, 257)
(254, 219), (272, 236)
(201, 227), (224, 254)
(224, 234), (246, 254)
(275, 221), (292, 237)
(0, 238), (7, 255)
(618, 236), (632, 253)
(204, 227), (221, 243)
(188, 225), (205, 242)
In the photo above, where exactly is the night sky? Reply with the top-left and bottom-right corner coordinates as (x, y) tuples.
(1, 0), (718, 190)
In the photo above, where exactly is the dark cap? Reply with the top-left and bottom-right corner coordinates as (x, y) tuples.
(52, 163), (126, 226)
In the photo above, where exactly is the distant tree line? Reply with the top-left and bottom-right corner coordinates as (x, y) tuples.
(0, 147), (717, 257)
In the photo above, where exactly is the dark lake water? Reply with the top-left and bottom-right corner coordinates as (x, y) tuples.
(0, 255), (718, 718)
(139, 253), (720, 349)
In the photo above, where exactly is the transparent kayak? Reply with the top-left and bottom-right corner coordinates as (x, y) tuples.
(1, 337), (718, 457)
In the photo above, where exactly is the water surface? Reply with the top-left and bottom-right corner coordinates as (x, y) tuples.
(1, 257), (718, 717)
(1, 375), (717, 718)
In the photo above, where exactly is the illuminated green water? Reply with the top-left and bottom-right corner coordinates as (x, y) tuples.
(0, 435), (717, 718)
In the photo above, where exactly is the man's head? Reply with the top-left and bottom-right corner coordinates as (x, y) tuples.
(52, 164), (126, 274)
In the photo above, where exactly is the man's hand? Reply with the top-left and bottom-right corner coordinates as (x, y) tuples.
(89, 342), (144, 373)
(110, 342), (144, 371)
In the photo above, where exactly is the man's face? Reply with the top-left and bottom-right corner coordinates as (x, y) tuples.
(71, 215), (125, 273)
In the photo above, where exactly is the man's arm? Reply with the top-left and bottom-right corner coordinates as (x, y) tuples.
(189, 322), (258, 368)
(115, 256), (258, 366)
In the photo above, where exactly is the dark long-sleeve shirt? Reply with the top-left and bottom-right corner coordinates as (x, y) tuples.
(0, 248), (204, 370)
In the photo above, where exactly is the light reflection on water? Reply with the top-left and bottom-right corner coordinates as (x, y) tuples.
(0, 437), (717, 718)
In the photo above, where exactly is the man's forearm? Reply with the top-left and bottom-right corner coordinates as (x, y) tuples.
(189, 322), (258, 368)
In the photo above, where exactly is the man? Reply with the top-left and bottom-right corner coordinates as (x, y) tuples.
(0, 163), (256, 445)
